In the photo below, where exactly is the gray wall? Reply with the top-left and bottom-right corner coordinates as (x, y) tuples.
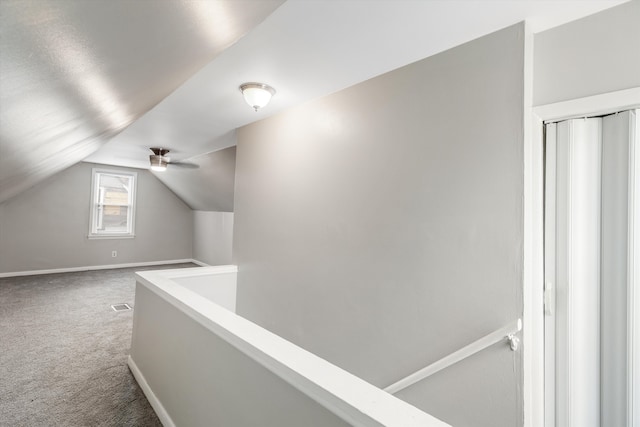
(0, 162), (193, 273)
(193, 211), (234, 266)
(233, 23), (524, 427)
(534, 0), (640, 106)
(131, 283), (349, 427)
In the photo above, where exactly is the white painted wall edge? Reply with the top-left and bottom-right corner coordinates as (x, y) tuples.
(523, 21), (544, 427)
(127, 356), (176, 427)
(134, 267), (451, 427)
(0, 259), (199, 278)
(525, 113), (545, 427)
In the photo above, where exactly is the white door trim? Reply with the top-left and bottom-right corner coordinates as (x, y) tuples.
(628, 110), (639, 427)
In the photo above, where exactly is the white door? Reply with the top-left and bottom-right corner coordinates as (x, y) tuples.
(544, 110), (639, 427)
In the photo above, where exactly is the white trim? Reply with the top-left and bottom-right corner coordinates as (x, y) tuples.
(127, 356), (176, 427)
(89, 168), (138, 239)
(543, 122), (558, 427)
(535, 87), (640, 124)
(0, 259), (197, 278)
(529, 90), (640, 427)
(524, 112), (546, 427)
(87, 234), (136, 240)
(190, 259), (210, 267)
(384, 319), (522, 395)
(629, 109), (639, 427)
(134, 268), (450, 427)
(523, 21), (545, 427)
(148, 264), (237, 278)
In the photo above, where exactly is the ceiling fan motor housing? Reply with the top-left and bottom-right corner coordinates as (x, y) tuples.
(149, 148), (170, 170)
(150, 147), (170, 157)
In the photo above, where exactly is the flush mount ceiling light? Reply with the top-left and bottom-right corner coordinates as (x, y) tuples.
(239, 82), (276, 112)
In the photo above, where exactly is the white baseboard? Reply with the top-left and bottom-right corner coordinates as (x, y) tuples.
(0, 259), (199, 278)
(127, 355), (176, 427)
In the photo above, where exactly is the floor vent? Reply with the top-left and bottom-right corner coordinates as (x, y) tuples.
(111, 303), (132, 312)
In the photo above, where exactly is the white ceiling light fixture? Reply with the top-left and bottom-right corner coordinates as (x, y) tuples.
(239, 82), (275, 112)
(149, 147), (169, 171)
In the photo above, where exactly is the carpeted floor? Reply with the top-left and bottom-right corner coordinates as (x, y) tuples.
(0, 263), (197, 427)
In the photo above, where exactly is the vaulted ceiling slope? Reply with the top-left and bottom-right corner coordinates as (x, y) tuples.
(0, 0), (284, 203)
(155, 146), (236, 212)
(0, 0), (628, 205)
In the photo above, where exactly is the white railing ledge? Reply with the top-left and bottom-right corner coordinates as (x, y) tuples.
(139, 264), (238, 279)
(135, 267), (451, 427)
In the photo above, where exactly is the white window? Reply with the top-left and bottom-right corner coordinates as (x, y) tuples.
(89, 169), (137, 238)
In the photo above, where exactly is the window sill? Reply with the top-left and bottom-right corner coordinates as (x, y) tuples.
(88, 234), (136, 240)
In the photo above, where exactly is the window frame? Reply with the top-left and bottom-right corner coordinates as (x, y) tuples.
(88, 168), (137, 239)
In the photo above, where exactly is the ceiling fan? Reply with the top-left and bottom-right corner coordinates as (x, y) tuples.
(149, 148), (199, 171)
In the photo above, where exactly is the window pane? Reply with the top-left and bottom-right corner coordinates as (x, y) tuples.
(99, 174), (131, 206)
(98, 205), (129, 233)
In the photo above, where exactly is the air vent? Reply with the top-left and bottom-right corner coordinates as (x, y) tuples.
(111, 303), (132, 312)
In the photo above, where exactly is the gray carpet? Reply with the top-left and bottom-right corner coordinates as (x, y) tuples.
(0, 263), (197, 427)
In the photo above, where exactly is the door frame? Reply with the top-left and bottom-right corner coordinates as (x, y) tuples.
(524, 87), (640, 427)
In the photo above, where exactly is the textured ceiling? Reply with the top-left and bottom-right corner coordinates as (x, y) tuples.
(0, 0), (628, 206)
(0, 0), (284, 203)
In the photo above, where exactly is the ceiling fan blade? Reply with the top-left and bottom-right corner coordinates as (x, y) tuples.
(168, 161), (199, 169)
(149, 147), (198, 169)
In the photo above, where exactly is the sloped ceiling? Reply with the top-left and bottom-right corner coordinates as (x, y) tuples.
(0, 0), (283, 203)
(156, 146), (236, 212)
(0, 0), (629, 206)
